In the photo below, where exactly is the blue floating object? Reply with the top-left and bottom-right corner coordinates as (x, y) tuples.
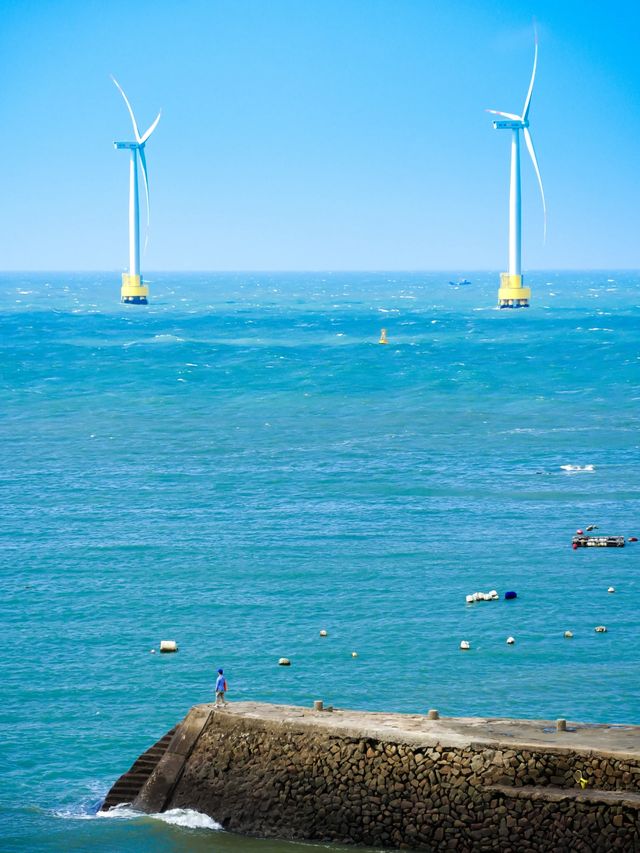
(504, 591), (517, 600)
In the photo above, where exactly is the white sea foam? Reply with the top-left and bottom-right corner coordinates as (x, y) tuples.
(152, 334), (186, 343)
(98, 804), (221, 830)
(124, 333), (186, 348)
(156, 808), (222, 829)
(560, 464), (595, 472)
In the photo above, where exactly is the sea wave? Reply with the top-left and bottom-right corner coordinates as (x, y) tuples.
(98, 804), (221, 830)
(123, 333), (186, 348)
(55, 797), (221, 831)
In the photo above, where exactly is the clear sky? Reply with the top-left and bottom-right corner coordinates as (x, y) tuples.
(0, 0), (639, 271)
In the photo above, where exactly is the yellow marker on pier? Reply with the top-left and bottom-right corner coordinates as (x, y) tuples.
(379, 329), (388, 345)
(574, 770), (589, 790)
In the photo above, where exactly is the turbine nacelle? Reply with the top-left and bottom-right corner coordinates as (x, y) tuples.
(492, 119), (528, 130)
(114, 141), (143, 150)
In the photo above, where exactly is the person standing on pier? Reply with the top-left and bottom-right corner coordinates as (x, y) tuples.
(215, 669), (228, 706)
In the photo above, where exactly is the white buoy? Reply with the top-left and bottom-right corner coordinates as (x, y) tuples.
(460, 640), (470, 650)
(466, 590), (499, 603)
(608, 586), (615, 594)
(351, 651), (358, 658)
(594, 626), (607, 633)
(564, 631), (573, 639)
(150, 649), (156, 654)
(506, 636), (515, 645)
(160, 640), (178, 653)
(319, 629), (328, 637)
(278, 657), (291, 666)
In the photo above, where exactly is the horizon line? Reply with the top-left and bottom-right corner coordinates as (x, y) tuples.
(1, 268), (639, 275)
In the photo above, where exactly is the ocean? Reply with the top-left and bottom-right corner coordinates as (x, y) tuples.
(1, 270), (639, 851)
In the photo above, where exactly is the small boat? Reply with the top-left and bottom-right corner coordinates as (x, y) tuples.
(572, 535), (625, 548)
(449, 279), (472, 286)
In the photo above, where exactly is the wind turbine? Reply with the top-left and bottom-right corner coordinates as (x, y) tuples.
(488, 32), (546, 308)
(112, 76), (161, 304)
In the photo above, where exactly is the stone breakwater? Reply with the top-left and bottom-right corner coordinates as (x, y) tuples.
(105, 702), (640, 851)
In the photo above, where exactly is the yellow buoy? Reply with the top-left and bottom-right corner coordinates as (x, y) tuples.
(379, 328), (388, 345)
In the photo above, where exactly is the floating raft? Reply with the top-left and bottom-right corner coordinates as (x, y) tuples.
(572, 535), (625, 548)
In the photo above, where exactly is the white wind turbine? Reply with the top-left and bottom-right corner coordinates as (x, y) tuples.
(488, 32), (546, 308)
(112, 76), (161, 304)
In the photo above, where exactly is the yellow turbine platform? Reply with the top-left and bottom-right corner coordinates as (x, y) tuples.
(121, 274), (149, 305)
(498, 273), (530, 309)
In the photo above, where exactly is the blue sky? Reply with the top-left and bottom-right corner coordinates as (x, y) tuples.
(0, 0), (639, 271)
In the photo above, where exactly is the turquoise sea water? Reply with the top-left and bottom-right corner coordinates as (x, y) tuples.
(1, 271), (639, 851)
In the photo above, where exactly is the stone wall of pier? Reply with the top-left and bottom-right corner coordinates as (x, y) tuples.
(164, 711), (640, 851)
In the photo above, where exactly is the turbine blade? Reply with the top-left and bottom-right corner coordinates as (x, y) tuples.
(138, 146), (151, 253)
(522, 32), (538, 121)
(523, 126), (547, 242)
(111, 75), (141, 142)
(140, 111), (162, 143)
(486, 109), (522, 121)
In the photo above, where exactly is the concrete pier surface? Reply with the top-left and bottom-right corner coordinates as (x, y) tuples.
(203, 701), (640, 755)
(103, 701), (640, 851)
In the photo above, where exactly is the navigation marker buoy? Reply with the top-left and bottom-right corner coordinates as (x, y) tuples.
(379, 328), (389, 345)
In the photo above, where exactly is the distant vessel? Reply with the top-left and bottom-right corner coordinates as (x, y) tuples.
(449, 279), (472, 286)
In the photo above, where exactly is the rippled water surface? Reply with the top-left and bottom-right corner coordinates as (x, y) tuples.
(1, 271), (639, 851)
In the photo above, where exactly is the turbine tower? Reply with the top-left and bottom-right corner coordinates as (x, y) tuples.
(488, 33), (546, 308)
(112, 77), (161, 304)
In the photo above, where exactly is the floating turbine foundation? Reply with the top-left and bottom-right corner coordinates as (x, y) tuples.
(498, 273), (530, 309)
(121, 273), (149, 305)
